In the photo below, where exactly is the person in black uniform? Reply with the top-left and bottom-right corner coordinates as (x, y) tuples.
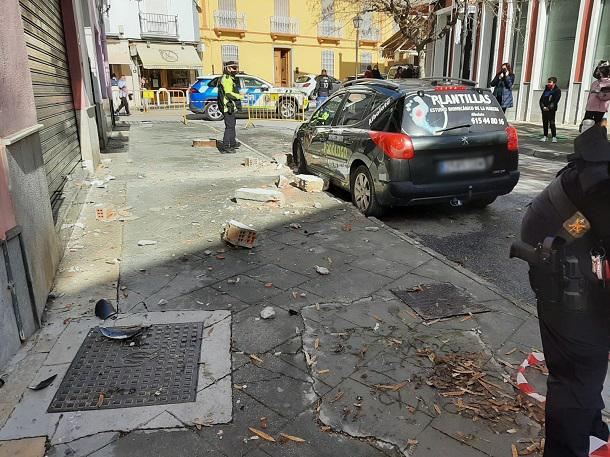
(511, 118), (610, 456)
(313, 69), (333, 105)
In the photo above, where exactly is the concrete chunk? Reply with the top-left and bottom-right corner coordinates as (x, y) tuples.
(295, 174), (324, 193)
(235, 188), (285, 204)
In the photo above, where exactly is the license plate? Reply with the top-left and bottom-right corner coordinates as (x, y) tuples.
(439, 158), (489, 175)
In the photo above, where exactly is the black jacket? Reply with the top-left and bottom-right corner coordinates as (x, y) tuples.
(539, 85), (562, 112)
(314, 75), (333, 97)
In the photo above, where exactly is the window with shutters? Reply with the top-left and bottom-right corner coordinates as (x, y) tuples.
(221, 45), (239, 64)
(321, 0), (334, 21)
(274, 0), (289, 17)
(360, 52), (372, 72)
(219, 0), (236, 11)
(322, 50), (335, 76)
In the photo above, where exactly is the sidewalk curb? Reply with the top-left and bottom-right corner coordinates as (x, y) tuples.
(368, 216), (538, 318)
(520, 147), (569, 163)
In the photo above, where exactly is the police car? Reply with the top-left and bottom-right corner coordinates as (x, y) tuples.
(189, 74), (309, 121)
(292, 78), (520, 216)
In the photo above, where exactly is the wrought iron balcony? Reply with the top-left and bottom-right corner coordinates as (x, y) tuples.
(214, 10), (247, 35)
(360, 26), (381, 43)
(139, 12), (178, 39)
(270, 16), (299, 38)
(317, 21), (342, 40)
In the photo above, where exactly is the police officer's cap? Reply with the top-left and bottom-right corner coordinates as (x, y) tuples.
(569, 123), (610, 163)
(224, 61), (239, 68)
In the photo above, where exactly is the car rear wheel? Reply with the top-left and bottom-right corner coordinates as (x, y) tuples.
(204, 102), (224, 121)
(279, 99), (297, 119)
(351, 165), (385, 217)
(469, 196), (497, 208)
(293, 141), (307, 174)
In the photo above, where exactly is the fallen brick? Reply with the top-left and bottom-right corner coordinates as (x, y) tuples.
(295, 174), (324, 193)
(222, 220), (257, 249)
(192, 139), (217, 148)
(244, 157), (261, 167)
(276, 175), (293, 188)
(235, 188), (285, 205)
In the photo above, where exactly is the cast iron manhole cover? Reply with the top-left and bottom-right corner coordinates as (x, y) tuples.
(392, 283), (489, 320)
(48, 322), (203, 413)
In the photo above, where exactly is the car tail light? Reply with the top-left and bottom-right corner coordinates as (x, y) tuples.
(303, 83), (311, 87)
(369, 132), (415, 160)
(189, 87), (199, 94)
(505, 125), (519, 152)
(434, 85), (467, 91)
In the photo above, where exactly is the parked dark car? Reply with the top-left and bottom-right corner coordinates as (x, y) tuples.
(292, 77), (520, 216)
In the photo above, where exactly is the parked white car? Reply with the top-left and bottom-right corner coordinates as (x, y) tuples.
(294, 74), (341, 99)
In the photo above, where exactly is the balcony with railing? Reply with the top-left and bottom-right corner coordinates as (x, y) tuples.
(270, 16), (299, 41)
(213, 10), (247, 37)
(359, 26), (381, 44)
(317, 21), (342, 42)
(139, 13), (178, 39)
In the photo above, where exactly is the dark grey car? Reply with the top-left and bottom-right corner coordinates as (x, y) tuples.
(292, 78), (520, 216)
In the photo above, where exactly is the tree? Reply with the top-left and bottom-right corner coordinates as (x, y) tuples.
(314, 0), (529, 78)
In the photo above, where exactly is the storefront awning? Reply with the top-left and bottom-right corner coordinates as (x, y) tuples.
(381, 31), (416, 59)
(106, 41), (132, 65)
(135, 43), (201, 70)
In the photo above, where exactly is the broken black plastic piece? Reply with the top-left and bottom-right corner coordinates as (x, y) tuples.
(95, 299), (117, 320)
(99, 326), (143, 340)
(29, 374), (57, 391)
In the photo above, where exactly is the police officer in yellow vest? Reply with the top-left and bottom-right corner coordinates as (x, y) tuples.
(217, 61), (243, 153)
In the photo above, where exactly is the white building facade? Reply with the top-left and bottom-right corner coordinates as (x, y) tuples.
(103, 0), (202, 110)
(425, 0), (610, 126)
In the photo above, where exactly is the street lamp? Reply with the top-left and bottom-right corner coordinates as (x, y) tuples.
(353, 14), (363, 78)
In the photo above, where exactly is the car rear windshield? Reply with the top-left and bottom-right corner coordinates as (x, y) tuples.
(295, 76), (311, 83)
(402, 89), (507, 137)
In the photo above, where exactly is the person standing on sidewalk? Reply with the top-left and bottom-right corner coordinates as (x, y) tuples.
(539, 76), (561, 143)
(372, 64), (383, 79)
(490, 63), (515, 113)
(584, 61), (610, 124)
(364, 65), (374, 79)
(115, 75), (130, 116)
(512, 121), (610, 457)
(314, 69), (333, 105)
(217, 61), (243, 153)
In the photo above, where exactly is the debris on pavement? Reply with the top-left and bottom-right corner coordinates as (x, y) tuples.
(137, 239), (158, 246)
(364, 226), (380, 232)
(243, 157), (261, 167)
(95, 299), (117, 320)
(248, 427), (276, 442)
(234, 187), (285, 205)
(276, 175), (292, 188)
(222, 220), (258, 248)
(315, 265), (330, 275)
(289, 223), (302, 229)
(99, 326), (144, 340)
(424, 350), (545, 431)
(192, 139), (217, 148)
(260, 306), (276, 319)
(95, 205), (117, 222)
(280, 433), (306, 443)
(294, 174), (324, 193)
(157, 299), (168, 306)
(28, 374), (57, 391)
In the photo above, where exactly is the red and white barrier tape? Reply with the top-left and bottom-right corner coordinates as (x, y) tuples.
(516, 351), (547, 403)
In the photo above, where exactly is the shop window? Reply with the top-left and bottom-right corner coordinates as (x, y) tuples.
(541, 0), (580, 89)
(594, 0), (610, 69)
(511, 0), (529, 87)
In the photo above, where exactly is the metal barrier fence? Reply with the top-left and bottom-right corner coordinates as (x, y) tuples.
(138, 89), (188, 111)
(244, 90), (308, 128)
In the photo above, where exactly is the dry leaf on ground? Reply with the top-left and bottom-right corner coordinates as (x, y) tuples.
(280, 433), (306, 443)
(248, 427), (276, 442)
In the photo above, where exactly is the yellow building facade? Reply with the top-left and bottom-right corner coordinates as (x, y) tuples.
(198, 0), (396, 84)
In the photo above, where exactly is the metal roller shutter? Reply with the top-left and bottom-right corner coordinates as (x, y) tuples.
(20, 0), (82, 210)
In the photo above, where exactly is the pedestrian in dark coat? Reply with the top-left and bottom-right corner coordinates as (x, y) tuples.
(372, 64), (383, 79)
(539, 76), (562, 143)
(490, 62), (515, 113)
